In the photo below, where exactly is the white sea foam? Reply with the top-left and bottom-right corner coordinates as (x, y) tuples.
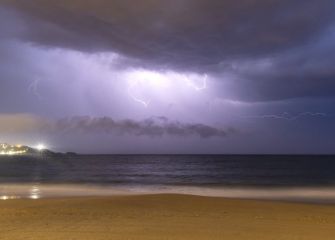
(1, 184), (335, 203)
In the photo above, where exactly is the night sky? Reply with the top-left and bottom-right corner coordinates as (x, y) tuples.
(0, 0), (334, 154)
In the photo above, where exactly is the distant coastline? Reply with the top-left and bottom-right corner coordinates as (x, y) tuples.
(0, 143), (77, 157)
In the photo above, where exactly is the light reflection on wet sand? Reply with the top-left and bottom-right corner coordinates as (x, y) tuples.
(29, 185), (41, 199)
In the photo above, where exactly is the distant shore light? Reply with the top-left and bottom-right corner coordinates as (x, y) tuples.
(36, 144), (46, 151)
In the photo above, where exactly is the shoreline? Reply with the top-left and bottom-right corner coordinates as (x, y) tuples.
(2, 183), (335, 204)
(1, 194), (335, 239)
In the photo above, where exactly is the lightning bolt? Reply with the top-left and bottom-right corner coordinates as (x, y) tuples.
(128, 80), (150, 107)
(28, 78), (42, 100)
(184, 74), (207, 91)
(244, 112), (328, 121)
(126, 71), (208, 107)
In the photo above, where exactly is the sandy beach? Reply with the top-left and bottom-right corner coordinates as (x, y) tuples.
(1, 194), (335, 240)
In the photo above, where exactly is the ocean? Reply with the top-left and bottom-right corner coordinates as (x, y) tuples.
(1, 154), (335, 201)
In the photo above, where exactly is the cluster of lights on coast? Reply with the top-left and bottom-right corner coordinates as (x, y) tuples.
(0, 143), (46, 155)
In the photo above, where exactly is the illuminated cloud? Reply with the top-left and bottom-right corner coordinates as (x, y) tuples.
(1, 1), (335, 102)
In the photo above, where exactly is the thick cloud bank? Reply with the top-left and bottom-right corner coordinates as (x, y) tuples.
(0, 114), (232, 138)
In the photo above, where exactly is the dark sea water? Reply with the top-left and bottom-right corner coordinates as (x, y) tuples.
(1, 154), (335, 187)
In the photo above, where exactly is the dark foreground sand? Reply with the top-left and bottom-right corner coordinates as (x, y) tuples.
(1, 194), (335, 240)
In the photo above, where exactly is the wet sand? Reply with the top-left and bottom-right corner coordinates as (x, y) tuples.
(1, 194), (335, 240)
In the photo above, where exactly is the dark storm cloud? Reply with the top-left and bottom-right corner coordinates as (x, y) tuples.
(0, 114), (232, 138)
(222, 30), (335, 102)
(2, 0), (335, 69)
